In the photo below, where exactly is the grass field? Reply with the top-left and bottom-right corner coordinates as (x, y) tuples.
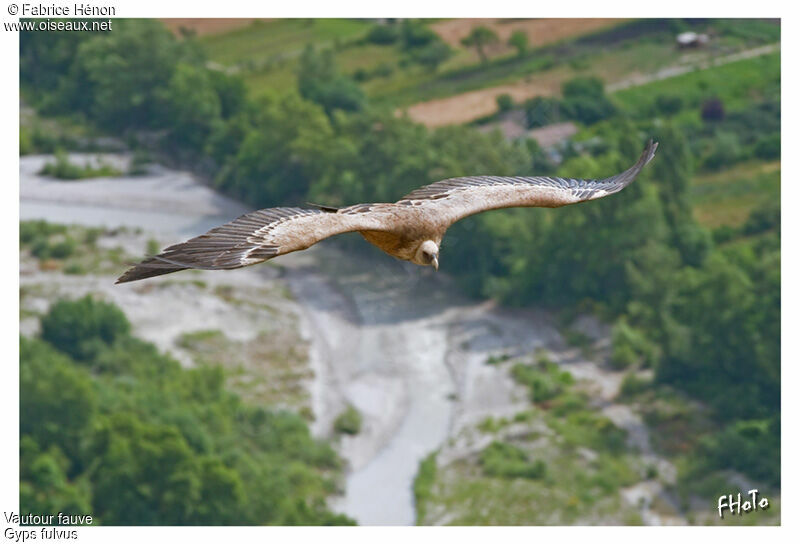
(201, 18), (370, 65)
(692, 161), (781, 228)
(200, 19), (374, 95)
(614, 52), (781, 116)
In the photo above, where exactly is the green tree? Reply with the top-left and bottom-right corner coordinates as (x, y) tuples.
(88, 413), (204, 524)
(461, 26), (499, 64)
(216, 94), (337, 207)
(20, 24), (97, 92)
(400, 20), (438, 49)
(560, 77), (616, 125)
(524, 96), (561, 128)
(20, 337), (97, 468)
(70, 20), (189, 130)
(508, 30), (529, 57)
(412, 42), (452, 72)
(308, 110), (435, 206)
(496, 93), (514, 113)
(658, 249), (780, 420)
(208, 70), (247, 119)
(297, 46), (365, 116)
(518, 133), (669, 311)
(40, 295), (130, 363)
(162, 63), (223, 152)
(650, 123), (711, 266)
(20, 437), (93, 516)
(366, 23), (400, 45)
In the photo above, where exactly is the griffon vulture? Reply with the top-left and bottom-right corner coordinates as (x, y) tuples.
(116, 140), (657, 284)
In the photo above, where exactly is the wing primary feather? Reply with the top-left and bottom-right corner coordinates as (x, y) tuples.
(117, 203), (390, 284)
(115, 207), (322, 284)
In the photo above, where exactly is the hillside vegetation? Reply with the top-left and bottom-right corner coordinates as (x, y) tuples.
(20, 295), (353, 525)
(20, 18), (780, 525)
(193, 18), (778, 111)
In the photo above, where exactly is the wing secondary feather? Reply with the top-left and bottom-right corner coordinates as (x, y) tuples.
(116, 206), (389, 283)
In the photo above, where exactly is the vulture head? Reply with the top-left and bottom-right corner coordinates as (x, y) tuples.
(415, 240), (439, 270)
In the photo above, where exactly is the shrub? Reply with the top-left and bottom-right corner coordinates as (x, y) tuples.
(297, 46), (365, 116)
(38, 151), (121, 180)
(742, 200), (780, 236)
(495, 93), (514, 113)
(619, 372), (652, 398)
(702, 131), (743, 170)
(562, 96), (616, 125)
(41, 295), (131, 363)
(485, 353), (511, 365)
(560, 77), (616, 125)
(413, 452), (437, 522)
(480, 441), (546, 479)
(511, 361), (573, 403)
(700, 97), (725, 122)
(549, 391), (589, 416)
(29, 233), (77, 261)
(146, 238), (160, 256)
(333, 404), (363, 435)
(697, 419), (780, 487)
(366, 23), (400, 45)
(508, 30), (528, 57)
(400, 20), (438, 49)
(20, 125), (33, 155)
(411, 42), (452, 72)
(653, 94), (683, 116)
(63, 262), (86, 275)
(46, 238), (78, 260)
(610, 319), (659, 369)
(753, 133), (780, 160)
(373, 62), (394, 78)
(524, 96), (561, 128)
(38, 151), (84, 180)
(20, 221), (67, 245)
(673, 222), (713, 267)
(712, 225), (738, 245)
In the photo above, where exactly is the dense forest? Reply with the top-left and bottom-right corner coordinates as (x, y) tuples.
(20, 18), (780, 520)
(21, 295), (354, 525)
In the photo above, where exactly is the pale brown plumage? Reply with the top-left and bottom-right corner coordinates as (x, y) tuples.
(116, 140), (657, 284)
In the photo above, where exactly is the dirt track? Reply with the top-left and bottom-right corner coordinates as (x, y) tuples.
(405, 77), (563, 128)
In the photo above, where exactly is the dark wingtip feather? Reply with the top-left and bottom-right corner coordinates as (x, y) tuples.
(595, 139), (659, 195)
(115, 258), (187, 284)
(642, 139), (658, 165)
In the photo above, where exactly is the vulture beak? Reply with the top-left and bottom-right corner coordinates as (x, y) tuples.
(432, 256), (439, 271)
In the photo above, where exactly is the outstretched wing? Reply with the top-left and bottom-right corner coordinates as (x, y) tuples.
(404, 140), (658, 227)
(116, 206), (390, 283)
